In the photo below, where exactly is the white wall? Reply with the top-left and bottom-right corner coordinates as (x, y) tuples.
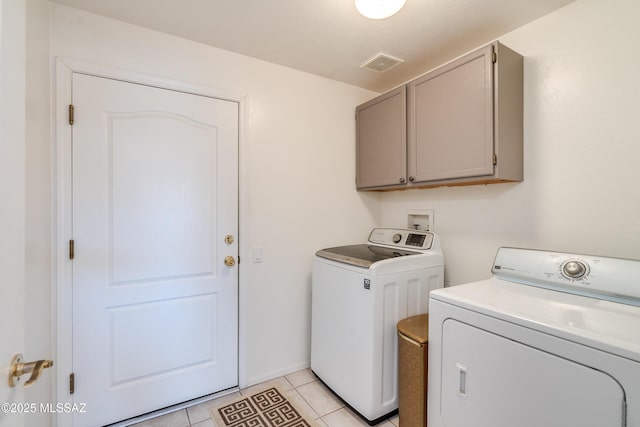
(25, 1), (52, 424)
(381, 0), (640, 286)
(49, 3), (380, 386)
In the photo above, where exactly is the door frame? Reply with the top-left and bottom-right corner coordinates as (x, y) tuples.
(53, 57), (248, 426)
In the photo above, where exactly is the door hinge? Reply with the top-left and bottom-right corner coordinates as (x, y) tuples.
(493, 154), (498, 166)
(69, 372), (75, 394)
(69, 239), (75, 260)
(68, 104), (74, 125)
(492, 47), (497, 64)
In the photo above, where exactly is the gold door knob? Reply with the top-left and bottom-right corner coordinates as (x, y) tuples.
(224, 256), (236, 267)
(9, 354), (54, 388)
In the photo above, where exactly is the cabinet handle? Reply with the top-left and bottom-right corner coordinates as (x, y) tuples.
(409, 176), (415, 182)
(399, 177), (406, 184)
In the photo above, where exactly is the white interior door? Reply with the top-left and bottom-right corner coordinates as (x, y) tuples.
(1, 1), (26, 425)
(71, 73), (239, 426)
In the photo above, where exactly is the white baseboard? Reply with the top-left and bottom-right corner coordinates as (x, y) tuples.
(245, 361), (311, 388)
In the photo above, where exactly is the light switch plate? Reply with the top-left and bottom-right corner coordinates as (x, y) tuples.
(253, 246), (263, 263)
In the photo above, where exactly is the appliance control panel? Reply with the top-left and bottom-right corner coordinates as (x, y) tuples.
(492, 247), (640, 306)
(368, 228), (434, 250)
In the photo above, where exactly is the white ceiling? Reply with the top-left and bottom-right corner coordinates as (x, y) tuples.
(51, 0), (575, 92)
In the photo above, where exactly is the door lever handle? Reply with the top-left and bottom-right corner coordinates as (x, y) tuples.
(9, 354), (54, 388)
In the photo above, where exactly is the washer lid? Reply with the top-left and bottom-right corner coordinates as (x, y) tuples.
(430, 278), (640, 363)
(316, 244), (421, 268)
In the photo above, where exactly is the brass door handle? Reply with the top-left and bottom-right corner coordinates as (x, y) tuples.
(9, 354), (54, 388)
(224, 256), (236, 267)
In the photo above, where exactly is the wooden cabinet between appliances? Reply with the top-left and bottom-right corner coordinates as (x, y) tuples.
(356, 41), (523, 191)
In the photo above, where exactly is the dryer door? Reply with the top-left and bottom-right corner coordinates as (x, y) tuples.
(441, 319), (625, 427)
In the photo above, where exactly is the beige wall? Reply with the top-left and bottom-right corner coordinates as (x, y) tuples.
(380, 0), (640, 286)
(49, 2), (380, 387)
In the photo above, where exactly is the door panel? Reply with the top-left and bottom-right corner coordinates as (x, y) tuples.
(72, 73), (238, 426)
(110, 112), (216, 283)
(441, 319), (625, 427)
(109, 113), (216, 283)
(1, 1), (26, 424)
(109, 294), (218, 384)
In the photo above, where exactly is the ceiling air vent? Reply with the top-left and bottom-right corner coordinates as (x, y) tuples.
(360, 52), (404, 72)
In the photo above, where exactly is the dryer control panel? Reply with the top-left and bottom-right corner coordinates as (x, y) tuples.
(368, 228), (434, 250)
(492, 247), (640, 306)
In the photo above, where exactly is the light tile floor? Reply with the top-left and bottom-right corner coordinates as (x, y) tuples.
(131, 369), (399, 427)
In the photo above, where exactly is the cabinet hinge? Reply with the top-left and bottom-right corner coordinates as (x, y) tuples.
(69, 104), (74, 125)
(69, 372), (75, 394)
(493, 154), (498, 166)
(492, 48), (497, 64)
(69, 239), (75, 260)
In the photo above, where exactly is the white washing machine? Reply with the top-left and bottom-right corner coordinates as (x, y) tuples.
(428, 247), (640, 427)
(311, 228), (444, 424)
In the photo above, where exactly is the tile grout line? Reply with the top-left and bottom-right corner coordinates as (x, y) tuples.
(294, 373), (335, 423)
(292, 381), (317, 417)
(290, 383), (323, 420)
(321, 406), (346, 421)
(295, 380), (345, 421)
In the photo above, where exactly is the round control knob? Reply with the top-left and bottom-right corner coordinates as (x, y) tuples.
(392, 233), (402, 244)
(562, 260), (587, 279)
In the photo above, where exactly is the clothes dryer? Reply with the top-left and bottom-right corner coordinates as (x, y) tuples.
(428, 247), (640, 427)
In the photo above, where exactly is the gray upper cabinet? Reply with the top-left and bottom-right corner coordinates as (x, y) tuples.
(356, 41), (523, 191)
(356, 86), (406, 189)
(408, 44), (494, 183)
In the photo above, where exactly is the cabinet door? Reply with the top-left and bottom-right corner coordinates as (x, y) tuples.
(408, 45), (494, 183)
(356, 86), (406, 189)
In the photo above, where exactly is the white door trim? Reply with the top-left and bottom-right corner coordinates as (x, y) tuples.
(53, 57), (249, 426)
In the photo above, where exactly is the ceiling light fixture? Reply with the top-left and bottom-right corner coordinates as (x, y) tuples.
(355, 0), (407, 19)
